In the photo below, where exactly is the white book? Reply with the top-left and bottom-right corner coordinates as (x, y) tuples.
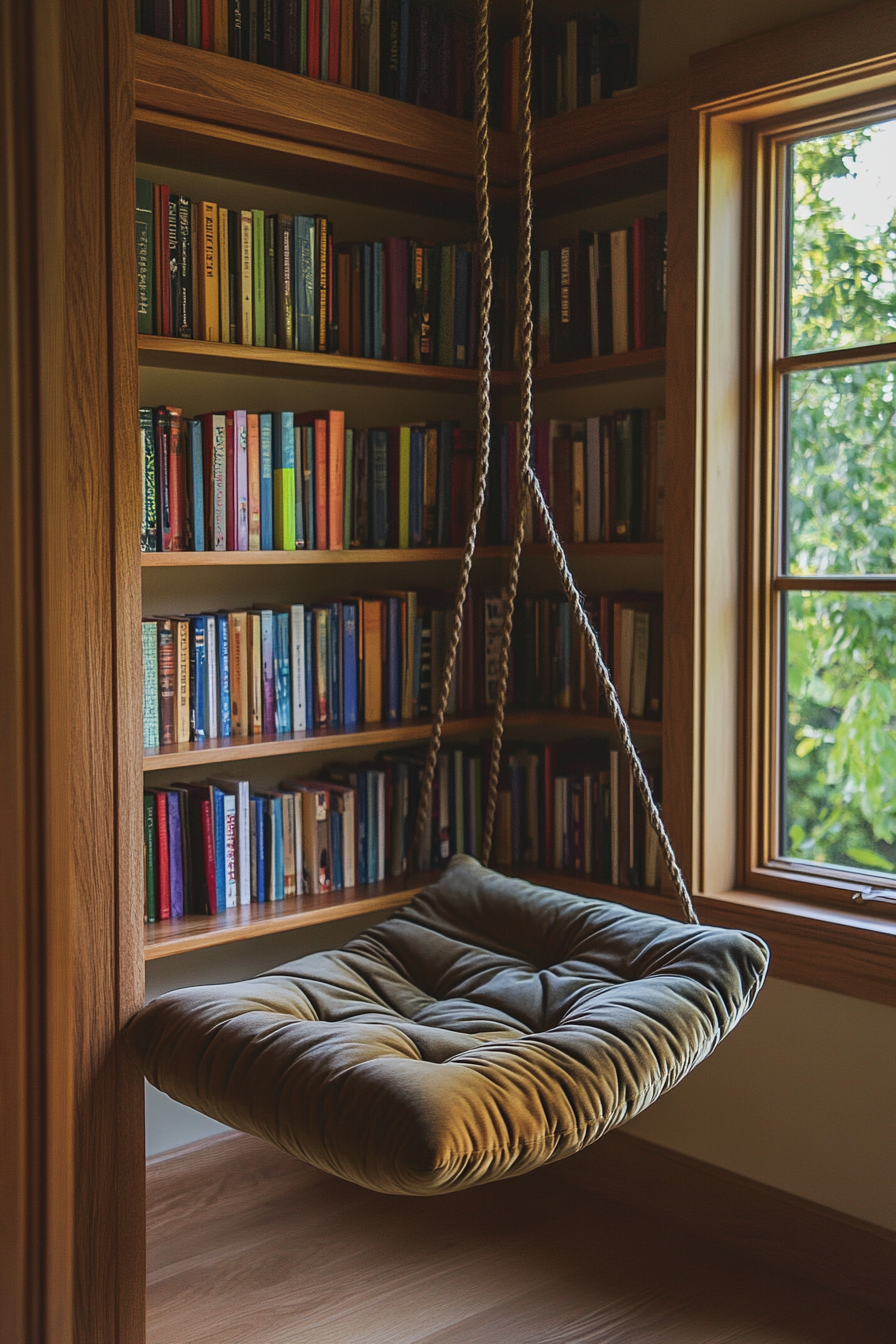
(630, 610), (650, 718)
(342, 789), (356, 889)
(208, 777), (250, 905)
(222, 793), (237, 909)
(289, 604), (306, 733)
(205, 615), (219, 740)
(610, 228), (629, 353)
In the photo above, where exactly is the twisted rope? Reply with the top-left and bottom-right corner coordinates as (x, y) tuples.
(416, 0), (698, 927)
(411, 0), (493, 869)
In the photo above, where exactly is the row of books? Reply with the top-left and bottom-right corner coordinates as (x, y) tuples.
(142, 738), (661, 922)
(141, 588), (663, 749)
(139, 405), (664, 553)
(135, 180), (480, 365)
(536, 219), (667, 361)
(136, 1), (475, 119)
(496, 12), (637, 131)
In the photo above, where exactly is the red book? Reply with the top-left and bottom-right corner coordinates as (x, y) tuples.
(225, 411), (237, 550)
(450, 428), (474, 547)
(200, 798), (216, 915)
(384, 238), (409, 362)
(326, 410), (345, 549)
(295, 413), (329, 550)
(200, 0), (213, 49)
(329, 0), (341, 80)
(172, 0), (186, 43)
(307, 0), (320, 79)
(153, 791), (172, 920)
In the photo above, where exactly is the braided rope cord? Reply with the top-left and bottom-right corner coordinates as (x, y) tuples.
(411, 0), (494, 869)
(415, 0), (698, 927)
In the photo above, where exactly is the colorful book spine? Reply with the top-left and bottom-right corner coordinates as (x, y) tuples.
(136, 179), (154, 335)
(142, 620), (159, 749)
(272, 411), (296, 550)
(259, 412), (274, 550)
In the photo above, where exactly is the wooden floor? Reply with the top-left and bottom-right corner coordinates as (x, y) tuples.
(147, 1133), (894, 1344)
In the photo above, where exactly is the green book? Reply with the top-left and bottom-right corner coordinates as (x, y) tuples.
(252, 208), (266, 348)
(135, 178), (154, 336)
(186, 0), (201, 46)
(144, 794), (157, 923)
(342, 428), (353, 549)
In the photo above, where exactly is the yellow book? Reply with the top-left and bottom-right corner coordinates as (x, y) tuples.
(198, 201), (219, 343)
(218, 205), (230, 344)
(174, 618), (190, 743)
(228, 611), (248, 737)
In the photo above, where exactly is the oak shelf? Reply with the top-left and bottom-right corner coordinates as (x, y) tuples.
(142, 863), (668, 960)
(141, 541), (664, 567)
(142, 709), (664, 772)
(138, 334), (665, 387)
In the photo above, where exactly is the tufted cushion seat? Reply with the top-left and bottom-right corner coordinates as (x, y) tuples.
(126, 856), (768, 1195)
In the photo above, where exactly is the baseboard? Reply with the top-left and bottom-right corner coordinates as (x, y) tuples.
(558, 1130), (895, 1316)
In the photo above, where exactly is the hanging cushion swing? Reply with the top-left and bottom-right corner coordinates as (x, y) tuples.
(127, 857), (768, 1196)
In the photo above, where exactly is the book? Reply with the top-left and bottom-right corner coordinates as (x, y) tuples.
(136, 179), (154, 335)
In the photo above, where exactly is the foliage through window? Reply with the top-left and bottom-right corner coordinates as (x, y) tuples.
(780, 119), (896, 878)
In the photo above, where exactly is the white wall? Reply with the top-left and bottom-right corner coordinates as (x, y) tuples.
(638, 0), (857, 85)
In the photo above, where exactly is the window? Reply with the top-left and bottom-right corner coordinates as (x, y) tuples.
(752, 111), (896, 901)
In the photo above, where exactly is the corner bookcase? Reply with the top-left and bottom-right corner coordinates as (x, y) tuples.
(135, 31), (683, 963)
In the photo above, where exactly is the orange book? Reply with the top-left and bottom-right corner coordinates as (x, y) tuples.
(361, 599), (383, 723)
(198, 200), (219, 342)
(213, 0), (228, 53)
(247, 611), (262, 735)
(295, 410), (345, 550)
(247, 413), (261, 550)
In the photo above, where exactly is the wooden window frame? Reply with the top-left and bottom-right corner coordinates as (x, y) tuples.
(663, 2), (896, 1007)
(743, 93), (896, 912)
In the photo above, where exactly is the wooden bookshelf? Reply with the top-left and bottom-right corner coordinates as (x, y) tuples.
(142, 710), (664, 773)
(141, 541), (664, 567)
(143, 871), (431, 959)
(138, 334), (665, 387)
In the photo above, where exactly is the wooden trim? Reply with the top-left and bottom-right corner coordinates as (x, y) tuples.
(774, 574), (896, 591)
(141, 541), (663, 568)
(564, 1131), (895, 1316)
(515, 870), (896, 1007)
(142, 710), (664, 773)
(777, 339), (896, 373)
(690, 0), (896, 116)
(0, 0), (74, 1337)
(144, 873), (430, 959)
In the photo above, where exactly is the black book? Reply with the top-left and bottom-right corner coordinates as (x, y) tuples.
(434, 419), (455, 547)
(420, 244), (439, 364)
(381, 0), (401, 100)
(166, 196), (179, 341)
(175, 195), (192, 339)
(281, 0), (299, 72)
(259, 0), (280, 66)
(139, 0), (156, 35)
(264, 214), (277, 347)
(276, 215), (294, 350)
(229, 0), (245, 60)
(153, 0), (172, 40)
(227, 209), (239, 344)
(594, 230), (613, 357)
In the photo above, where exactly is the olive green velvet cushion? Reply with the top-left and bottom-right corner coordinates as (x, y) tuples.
(126, 856), (769, 1195)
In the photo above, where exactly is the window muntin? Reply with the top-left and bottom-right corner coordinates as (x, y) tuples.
(775, 117), (896, 884)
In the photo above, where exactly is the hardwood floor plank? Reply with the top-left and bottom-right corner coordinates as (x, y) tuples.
(147, 1134), (895, 1344)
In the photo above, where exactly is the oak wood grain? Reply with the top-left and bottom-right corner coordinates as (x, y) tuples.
(145, 1132), (895, 1343)
(140, 541), (664, 568)
(141, 711), (664, 772)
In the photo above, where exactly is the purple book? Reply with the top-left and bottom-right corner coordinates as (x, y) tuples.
(166, 790), (184, 919)
(235, 409), (249, 551)
(385, 238), (409, 363)
(259, 608), (276, 735)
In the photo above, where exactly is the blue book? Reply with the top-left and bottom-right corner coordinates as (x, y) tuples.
(356, 772), (368, 886)
(412, 615), (422, 717)
(190, 617), (207, 742)
(369, 428), (389, 547)
(341, 603), (358, 730)
(453, 246), (471, 367)
(328, 602), (341, 728)
(294, 216), (316, 352)
(385, 597), (401, 724)
(361, 242), (373, 359)
(251, 795), (265, 902)
(304, 608), (314, 730)
(265, 797), (283, 901)
(216, 614), (231, 739)
(409, 426), (425, 545)
(188, 419), (205, 550)
(330, 807), (343, 891)
(373, 241), (383, 359)
(259, 412), (274, 550)
(274, 611), (291, 733)
(212, 787), (226, 913)
(167, 792), (184, 919)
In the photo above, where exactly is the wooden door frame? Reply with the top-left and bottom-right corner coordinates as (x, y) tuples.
(0, 0), (144, 1339)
